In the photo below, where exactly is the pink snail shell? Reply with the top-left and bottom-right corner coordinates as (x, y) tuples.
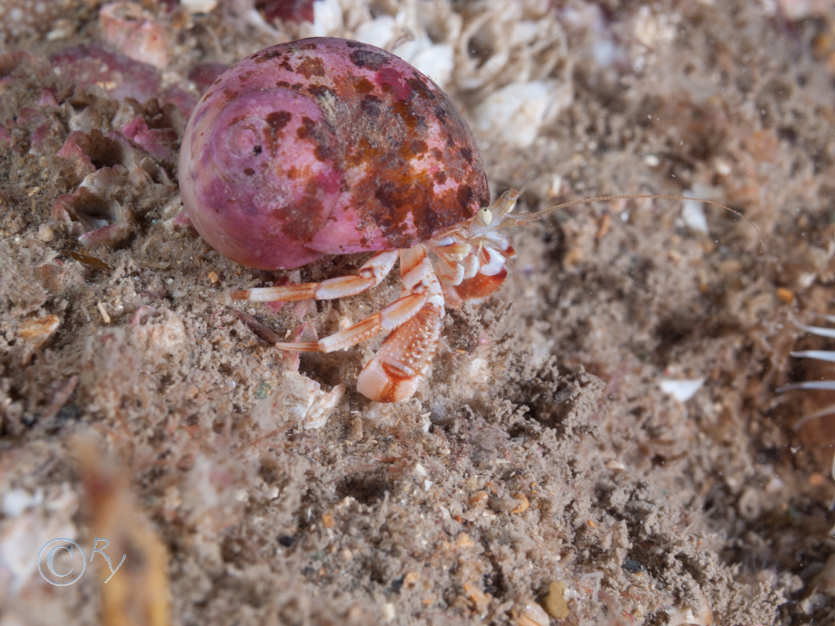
(178, 37), (489, 270)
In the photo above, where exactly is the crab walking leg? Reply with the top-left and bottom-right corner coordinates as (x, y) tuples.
(271, 247), (439, 356)
(355, 303), (443, 402)
(231, 250), (398, 302)
(274, 290), (428, 353)
(357, 245), (445, 402)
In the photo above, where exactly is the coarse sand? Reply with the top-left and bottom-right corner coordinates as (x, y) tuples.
(2, 1), (835, 624)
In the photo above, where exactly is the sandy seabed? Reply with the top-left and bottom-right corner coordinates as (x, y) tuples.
(2, 1), (835, 624)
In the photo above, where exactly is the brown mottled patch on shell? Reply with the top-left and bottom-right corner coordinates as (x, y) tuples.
(310, 40), (488, 244)
(297, 56), (325, 78)
(398, 139), (428, 160)
(349, 48), (389, 70)
(266, 110), (292, 131)
(291, 114), (339, 165)
(391, 100), (421, 130)
(263, 110), (291, 154)
(297, 116), (314, 139)
(360, 95), (382, 117)
(354, 77), (374, 94)
(278, 180), (329, 242)
(254, 49), (283, 63)
(405, 76), (438, 103)
(457, 186), (473, 211)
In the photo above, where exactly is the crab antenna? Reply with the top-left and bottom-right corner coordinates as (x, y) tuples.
(511, 193), (747, 222)
(504, 192), (764, 252)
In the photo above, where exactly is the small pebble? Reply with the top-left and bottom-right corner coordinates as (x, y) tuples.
(544, 581), (569, 619)
(37, 223), (53, 241)
(516, 601), (549, 626)
(776, 287), (794, 304)
(808, 472), (826, 487)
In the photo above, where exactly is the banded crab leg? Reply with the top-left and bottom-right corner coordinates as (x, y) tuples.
(231, 250), (399, 302)
(273, 288), (429, 354)
(266, 242), (437, 340)
(262, 244), (445, 402)
(778, 316), (835, 428)
(778, 317), (835, 393)
(357, 246), (445, 402)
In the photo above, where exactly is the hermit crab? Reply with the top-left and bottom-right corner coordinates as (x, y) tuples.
(179, 37), (517, 402)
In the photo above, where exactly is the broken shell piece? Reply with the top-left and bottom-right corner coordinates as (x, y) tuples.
(132, 310), (187, 360)
(99, 2), (171, 69)
(254, 371), (344, 430)
(666, 588), (713, 626)
(51, 45), (161, 103)
(57, 130), (123, 180)
(181, 0), (217, 13)
(474, 80), (570, 148)
(52, 168), (134, 248)
(120, 116), (177, 163)
(19, 315), (60, 350)
(659, 377), (704, 402)
(73, 438), (171, 624)
(516, 600), (550, 626)
(53, 129), (174, 247)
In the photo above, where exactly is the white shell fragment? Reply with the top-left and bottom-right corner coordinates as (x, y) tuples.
(181, 0), (217, 13)
(99, 2), (171, 69)
(353, 15), (454, 87)
(254, 371), (344, 430)
(681, 197), (708, 234)
(659, 378), (705, 402)
(307, 0), (343, 36)
(353, 15), (397, 48)
(474, 80), (571, 148)
(394, 39), (454, 88)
